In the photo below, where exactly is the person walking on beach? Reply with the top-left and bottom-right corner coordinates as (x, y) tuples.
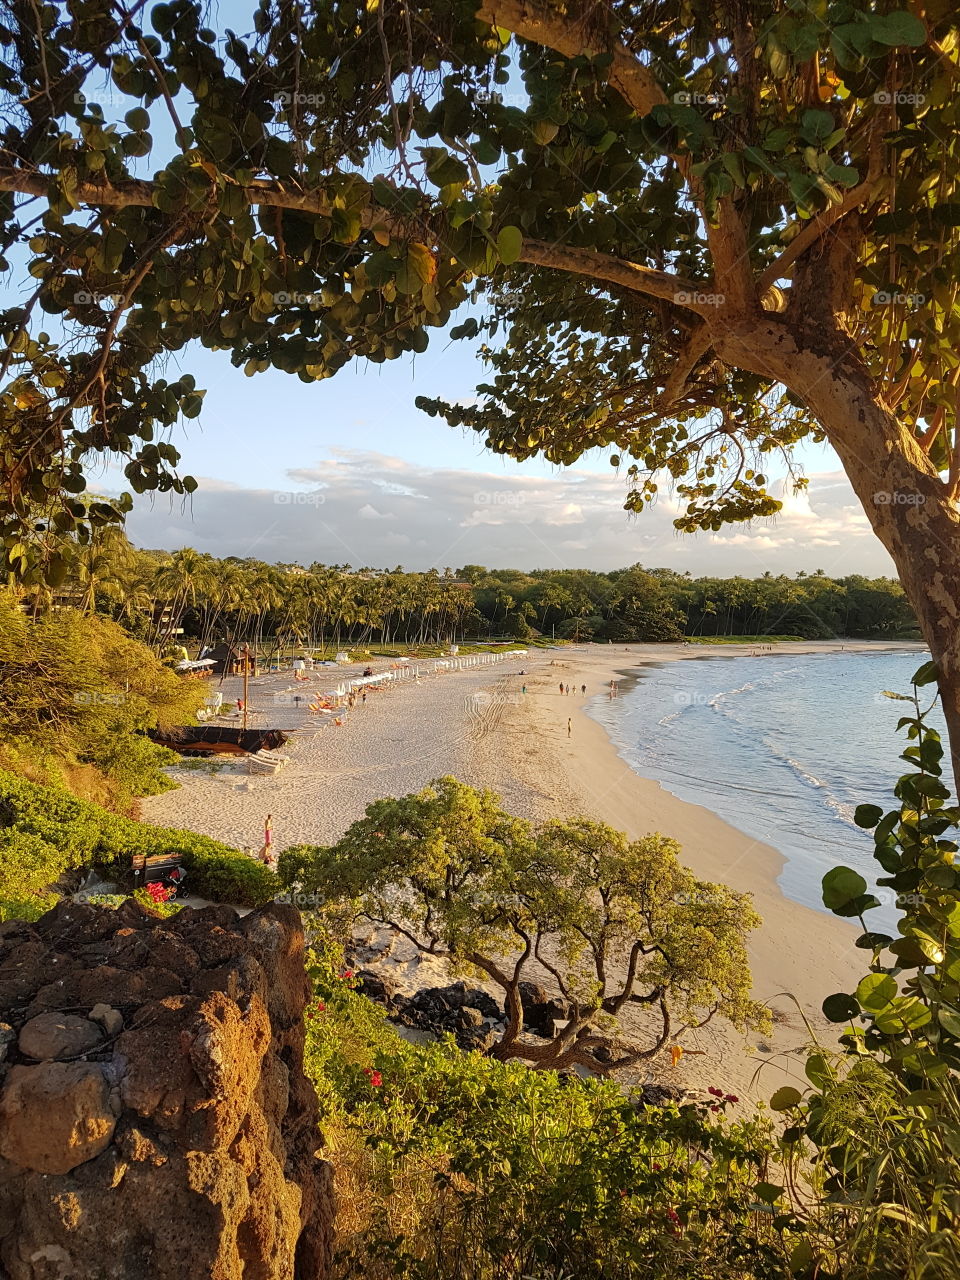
(362, 690), (367, 704)
(567, 717), (572, 737)
(522, 685), (527, 695)
(581, 684), (586, 695)
(258, 814), (275, 868)
(559, 681), (564, 695)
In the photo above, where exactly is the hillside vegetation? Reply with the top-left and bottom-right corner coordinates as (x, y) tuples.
(0, 593), (204, 809)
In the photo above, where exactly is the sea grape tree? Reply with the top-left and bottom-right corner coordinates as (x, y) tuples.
(280, 776), (766, 1071)
(2, 0), (960, 771)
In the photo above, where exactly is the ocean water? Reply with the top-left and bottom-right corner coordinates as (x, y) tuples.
(587, 650), (945, 920)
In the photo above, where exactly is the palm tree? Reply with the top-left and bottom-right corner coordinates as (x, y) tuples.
(150, 548), (216, 647)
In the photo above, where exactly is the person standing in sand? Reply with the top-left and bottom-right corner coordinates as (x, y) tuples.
(567, 717), (572, 738)
(258, 814), (275, 868)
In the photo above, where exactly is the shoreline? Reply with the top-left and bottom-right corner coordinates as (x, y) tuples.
(141, 639), (923, 1103)
(466, 640), (923, 1099)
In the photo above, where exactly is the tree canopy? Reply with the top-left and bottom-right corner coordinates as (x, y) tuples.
(280, 775), (767, 1071)
(2, 0), (960, 765)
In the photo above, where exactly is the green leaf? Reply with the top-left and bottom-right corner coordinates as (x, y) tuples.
(869, 11), (928, 46)
(854, 804), (883, 828)
(822, 865), (868, 909)
(913, 660), (939, 687)
(530, 120), (559, 146)
(721, 152), (746, 189)
(822, 992), (860, 1022)
(770, 1086), (802, 1111)
(496, 225), (523, 265)
(125, 107), (150, 131)
(856, 972), (898, 1011)
(800, 109), (836, 143)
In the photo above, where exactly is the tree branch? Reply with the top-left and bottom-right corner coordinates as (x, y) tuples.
(658, 323), (714, 409)
(519, 238), (713, 310)
(0, 167), (716, 313)
(758, 181), (876, 295)
(476, 0), (667, 118)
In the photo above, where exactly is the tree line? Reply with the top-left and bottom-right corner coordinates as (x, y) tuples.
(12, 529), (918, 649)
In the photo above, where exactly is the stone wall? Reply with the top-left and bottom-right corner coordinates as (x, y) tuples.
(0, 899), (334, 1279)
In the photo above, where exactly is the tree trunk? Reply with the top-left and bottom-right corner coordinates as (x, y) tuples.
(717, 316), (960, 789)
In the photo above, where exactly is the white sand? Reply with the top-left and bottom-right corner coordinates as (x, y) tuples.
(141, 640), (923, 1103)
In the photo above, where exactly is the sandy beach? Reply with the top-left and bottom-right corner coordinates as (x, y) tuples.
(142, 639), (923, 1104)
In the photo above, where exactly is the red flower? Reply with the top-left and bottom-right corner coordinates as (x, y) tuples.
(652, 1163), (662, 1171)
(362, 1067), (383, 1087)
(707, 1086), (723, 1098)
(316, 1001), (325, 1012)
(725, 1094), (739, 1104)
(342, 969), (354, 980)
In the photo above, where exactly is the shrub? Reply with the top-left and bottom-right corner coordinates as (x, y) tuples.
(0, 592), (204, 810)
(770, 661), (960, 1279)
(284, 777), (767, 1071)
(0, 768), (278, 917)
(303, 941), (786, 1280)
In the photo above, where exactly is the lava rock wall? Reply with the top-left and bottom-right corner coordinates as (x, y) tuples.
(0, 899), (334, 1279)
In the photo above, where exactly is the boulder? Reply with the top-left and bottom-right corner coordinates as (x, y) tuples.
(390, 983), (504, 1052)
(18, 1012), (102, 1061)
(0, 1061), (117, 1173)
(355, 969), (397, 1006)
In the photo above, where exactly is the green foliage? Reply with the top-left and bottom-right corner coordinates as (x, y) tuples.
(304, 941), (786, 1280)
(284, 776), (767, 1070)
(0, 591), (204, 808)
(0, 0), (955, 591)
(770, 663), (960, 1278)
(0, 768), (278, 918)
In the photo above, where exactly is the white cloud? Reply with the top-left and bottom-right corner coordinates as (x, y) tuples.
(124, 454), (898, 576)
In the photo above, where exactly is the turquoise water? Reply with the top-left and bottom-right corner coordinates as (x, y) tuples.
(587, 650), (944, 919)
